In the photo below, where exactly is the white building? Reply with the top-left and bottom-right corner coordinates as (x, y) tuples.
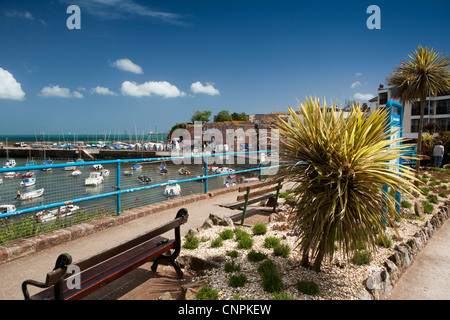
(368, 84), (450, 140)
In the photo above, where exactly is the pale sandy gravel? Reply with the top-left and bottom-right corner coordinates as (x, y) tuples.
(179, 186), (444, 300)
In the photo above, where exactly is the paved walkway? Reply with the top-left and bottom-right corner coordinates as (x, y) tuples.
(385, 217), (450, 300)
(0, 190), (243, 300)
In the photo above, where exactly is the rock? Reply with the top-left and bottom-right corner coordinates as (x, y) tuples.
(220, 216), (234, 227)
(356, 290), (372, 300)
(177, 255), (221, 273)
(209, 214), (222, 225)
(384, 260), (400, 284)
(202, 218), (214, 230)
(396, 244), (411, 268)
(414, 200), (423, 217)
(158, 292), (173, 300)
(187, 228), (199, 236)
(181, 280), (207, 300)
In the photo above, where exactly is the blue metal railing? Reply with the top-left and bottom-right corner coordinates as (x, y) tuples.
(0, 151), (278, 221)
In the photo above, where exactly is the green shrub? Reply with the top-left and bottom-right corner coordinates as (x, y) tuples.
(235, 228), (251, 240)
(183, 235), (199, 249)
(441, 179), (449, 183)
(247, 250), (267, 262)
(224, 260), (241, 273)
(441, 185), (448, 190)
(271, 291), (293, 300)
(228, 274), (247, 288)
(257, 259), (277, 274)
(420, 187), (430, 195)
(377, 236), (392, 248)
(238, 236), (254, 249)
(296, 280), (321, 295)
(252, 222), (267, 235)
(273, 244), (291, 258)
(196, 284), (219, 300)
(257, 260), (284, 293)
(219, 229), (234, 240)
(226, 250), (239, 258)
(211, 237), (223, 248)
(352, 250), (373, 265)
(264, 237), (281, 248)
(438, 192), (447, 198)
(423, 201), (434, 214)
(401, 200), (412, 208)
(427, 194), (439, 204)
(279, 192), (293, 200)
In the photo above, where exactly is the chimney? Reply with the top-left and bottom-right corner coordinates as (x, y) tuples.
(378, 84), (384, 90)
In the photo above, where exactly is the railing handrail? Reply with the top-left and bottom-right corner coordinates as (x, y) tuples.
(0, 150), (279, 219)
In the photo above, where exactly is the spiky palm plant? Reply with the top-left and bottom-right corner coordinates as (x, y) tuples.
(275, 97), (420, 272)
(387, 46), (450, 178)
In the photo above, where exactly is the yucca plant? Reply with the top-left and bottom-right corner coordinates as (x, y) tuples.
(275, 97), (420, 272)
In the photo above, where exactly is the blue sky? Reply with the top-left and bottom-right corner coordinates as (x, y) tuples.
(0, 0), (449, 135)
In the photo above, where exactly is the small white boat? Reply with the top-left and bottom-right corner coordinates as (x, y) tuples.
(36, 205), (80, 223)
(0, 177), (3, 185)
(101, 169), (110, 176)
(178, 167), (191, 175)
(3, 159), (17, 168)
(3, 172), (19, 178)
(71, 169), (82, 176)
(85, 172), (104, 186)
(216, 167), (235, 174)
(64, 161), (77, 171)
(223, 175), (236, 188)
(20, 177), (36, 187)
(42, 159), (53, 171)
(93, 164), (103, 170)
(240, 176), (259, 183)
(15, 188), (44, 201)
(0, 204), (15, 213)
(164, 183), (181, 196)
(131, 164), (142, 171)
(123, 170), (132, 176)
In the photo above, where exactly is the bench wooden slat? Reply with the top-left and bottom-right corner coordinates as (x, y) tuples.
(238, 178), (283, 192)
(236, 186), (278, 201)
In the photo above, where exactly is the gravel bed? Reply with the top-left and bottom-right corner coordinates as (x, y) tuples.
(179, 180), (446, 300)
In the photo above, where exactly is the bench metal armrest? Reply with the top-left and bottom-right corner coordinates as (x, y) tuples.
(22, 279), (48, 300)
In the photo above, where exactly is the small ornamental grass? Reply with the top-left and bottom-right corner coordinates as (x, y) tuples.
(252, 222), (267, 235)
(296, 280), (321, 296)
(183, 235), (199, 250)
(228, 274), (247, 288)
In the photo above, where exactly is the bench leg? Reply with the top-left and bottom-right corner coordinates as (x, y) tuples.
(151, 253), (184, 279)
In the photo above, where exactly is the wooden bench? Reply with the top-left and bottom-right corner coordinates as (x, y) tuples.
(21, 208), (189, 300)
(221, 179), (283, 224)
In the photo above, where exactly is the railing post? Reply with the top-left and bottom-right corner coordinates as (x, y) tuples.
(204, 154), (208, 193)
(117, 161), (121, 216)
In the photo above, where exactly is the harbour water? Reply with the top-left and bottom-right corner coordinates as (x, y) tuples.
(0, 156), (259, 216)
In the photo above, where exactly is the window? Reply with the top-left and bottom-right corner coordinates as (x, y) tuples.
(411, 102), (431, 116)
(379, 92), (388, 105)
(437, 118), (450, 131)
(436, 100), (450, 115)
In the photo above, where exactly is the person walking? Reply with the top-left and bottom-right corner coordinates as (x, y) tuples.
(433, 141), (445, 168)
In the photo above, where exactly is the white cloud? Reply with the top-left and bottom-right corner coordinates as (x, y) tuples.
(5, 10), (46, 25)
(350, 81), (362, 89)
(0, 67), (26, 101)
(91, 86), (117, 96)
(353, 93), (375, 101)
(39, 85), (83, 98)
(120, 80), (185, 98)
(355, 72), (363, 77)
(111, 58), (143, 74)
(190, 81), (220, 96)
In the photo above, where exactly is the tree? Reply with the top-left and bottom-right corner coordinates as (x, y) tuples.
(191, 110), (212, 123)
(275, 97), (420, 272)
(231, 112), (248, 121)
(214, 110), (233, 122)
(386, 46), (450, 179)
(168, 122), (187, 140)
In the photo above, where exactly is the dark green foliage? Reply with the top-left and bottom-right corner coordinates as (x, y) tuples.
(296, 280), (321, 295)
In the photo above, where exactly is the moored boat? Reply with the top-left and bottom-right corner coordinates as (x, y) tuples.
(164, 182), (181, 196)
(15, 188), (44, 201)
(138, 175), (153, 184)
(0, 204), (15, 213)
(20, 177), (36, 187)
(85, 172), (104, 186)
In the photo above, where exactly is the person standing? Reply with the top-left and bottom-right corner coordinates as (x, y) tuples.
(433, 141), (445, 168)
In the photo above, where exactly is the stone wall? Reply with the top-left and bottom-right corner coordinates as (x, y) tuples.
(357, 204), (450, 300)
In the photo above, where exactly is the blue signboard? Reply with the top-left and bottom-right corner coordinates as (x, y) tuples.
(383, 100), (403, 217)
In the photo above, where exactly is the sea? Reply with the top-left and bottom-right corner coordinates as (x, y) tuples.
(0, 133), (168, 143)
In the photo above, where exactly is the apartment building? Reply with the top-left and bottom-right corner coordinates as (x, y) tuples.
(368, 84), (450, 140)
